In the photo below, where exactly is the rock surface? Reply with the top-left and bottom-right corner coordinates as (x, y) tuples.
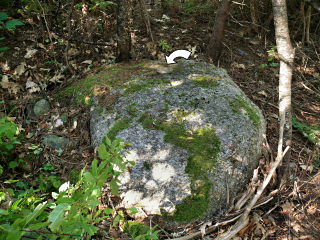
(42, 135), (72, 150)
(33, 99), (50, 117)
(89, 60), (266, 223)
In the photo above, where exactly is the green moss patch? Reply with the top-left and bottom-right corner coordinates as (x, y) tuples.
(229, 97), (260, 128)
(191, 75), (219, 88)
(123, 78), (170, 96)
(56, 61), (155, 104)
(106, 118), (131, 141)
(138, 113), (220, 222)
(126, 103), (138, 117)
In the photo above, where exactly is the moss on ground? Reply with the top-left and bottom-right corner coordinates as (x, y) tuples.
(191, 75), (219, 88)
(229, 97), (260, 128)
(138, 112), (220, 222)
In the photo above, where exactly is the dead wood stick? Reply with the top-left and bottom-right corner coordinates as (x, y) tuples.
(214, 146), (290, 240)
(168, 215), (242, 240)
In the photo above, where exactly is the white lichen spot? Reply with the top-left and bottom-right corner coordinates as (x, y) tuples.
(151, 149), (170, 160)
(122, 190), (143, 207)
(152, 163), (175, 182)
(170, 80), (183, 86)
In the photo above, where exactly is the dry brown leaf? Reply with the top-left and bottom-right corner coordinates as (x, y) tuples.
(26, 80), (41, 93)
(1, 61), (10, 71)
(280, 201), (293, 214)
(49, 73), (64, 83)
(231, 62), (246, 69)
(258, 90), (268, 97)
(0, 75), (20, 94)
(299, 163), (314, 173)
(24, 49), (38, 59)
(67, 48), (79, 56)
(14, 62), (26, 76)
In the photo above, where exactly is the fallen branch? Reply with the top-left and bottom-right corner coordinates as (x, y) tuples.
(214, 146), (289, 240)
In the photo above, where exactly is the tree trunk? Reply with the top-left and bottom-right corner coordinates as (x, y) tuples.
(117, 0), (133, 61)
(272, 0), (295, 184)
(206, 0), (232, 63)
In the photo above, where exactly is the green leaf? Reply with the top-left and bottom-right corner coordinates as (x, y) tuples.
(0, 37), (5, 41)
(4, 179), (19, 184)
(257, 63), (268, 69)
(109, 178), (119, 195)
(7, 229), (24, 240)
(48, 203), (70, 231)
(269, 62), (280, 67)
(8, 161), (18, 169)
(0, 209), (8, 215)
(104, 208), (114, 215)
(98, 144), (108, 160)
(5, 19), (24, 31)
(25, 202), (47, 226)
(128, 207), (138, 215)
(81, 223), (97, 236)
(28, 221), (49, 230)
(0, 12), (8, 21)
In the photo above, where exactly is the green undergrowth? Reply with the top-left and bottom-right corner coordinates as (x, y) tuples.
(138, 112), (220, 222)
(0, 114), (160, 239)
(293, 116), (320, 145)
(229, 96), (260, 128)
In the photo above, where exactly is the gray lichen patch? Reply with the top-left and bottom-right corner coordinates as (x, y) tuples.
(89, 60), (266, 224)
(229, 96), (261, 128)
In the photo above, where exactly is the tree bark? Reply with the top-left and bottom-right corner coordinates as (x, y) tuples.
(117, 0), (133, 61)
(206, 0), (232, 63)
(272, 0), (295, 184)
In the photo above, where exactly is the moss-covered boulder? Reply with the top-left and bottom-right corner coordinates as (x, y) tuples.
(62, 60), (266, 224)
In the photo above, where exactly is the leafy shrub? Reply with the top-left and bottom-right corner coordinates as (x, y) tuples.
(159, 40), (172, 52)
(293, 116), (320, 145)
(0, 12), (24, 32)
(125, 220), (160, 240)
(0, 12), (24, 52)
(0, 137), (145, 239)
(0, 117), (20, 155)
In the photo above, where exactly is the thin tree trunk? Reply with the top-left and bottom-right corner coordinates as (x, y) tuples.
(206, 0), (232, 63)
(272, 0), (295, 185)
(138, 0), (154, 42)
(117, 0), (133, 61)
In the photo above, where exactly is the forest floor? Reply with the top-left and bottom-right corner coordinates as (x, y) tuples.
(1, 5), (320, 240)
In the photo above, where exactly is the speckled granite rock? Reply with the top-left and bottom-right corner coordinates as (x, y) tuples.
(88, 60), (266, 223)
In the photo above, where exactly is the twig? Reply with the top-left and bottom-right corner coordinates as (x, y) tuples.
(214, 146), (290, 240)
(35, 0), (52, 42)
(168, 214), (242, 240)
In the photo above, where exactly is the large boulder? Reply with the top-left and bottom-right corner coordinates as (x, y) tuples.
(87, 60), (266, 223)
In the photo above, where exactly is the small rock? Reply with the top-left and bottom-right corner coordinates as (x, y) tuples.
(42, 135), (71, 150)
(33, 99), (50, 117)
(60, 114), (68, 123)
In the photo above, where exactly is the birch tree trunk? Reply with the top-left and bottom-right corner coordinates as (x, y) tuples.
(272, 0), (295, 183)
